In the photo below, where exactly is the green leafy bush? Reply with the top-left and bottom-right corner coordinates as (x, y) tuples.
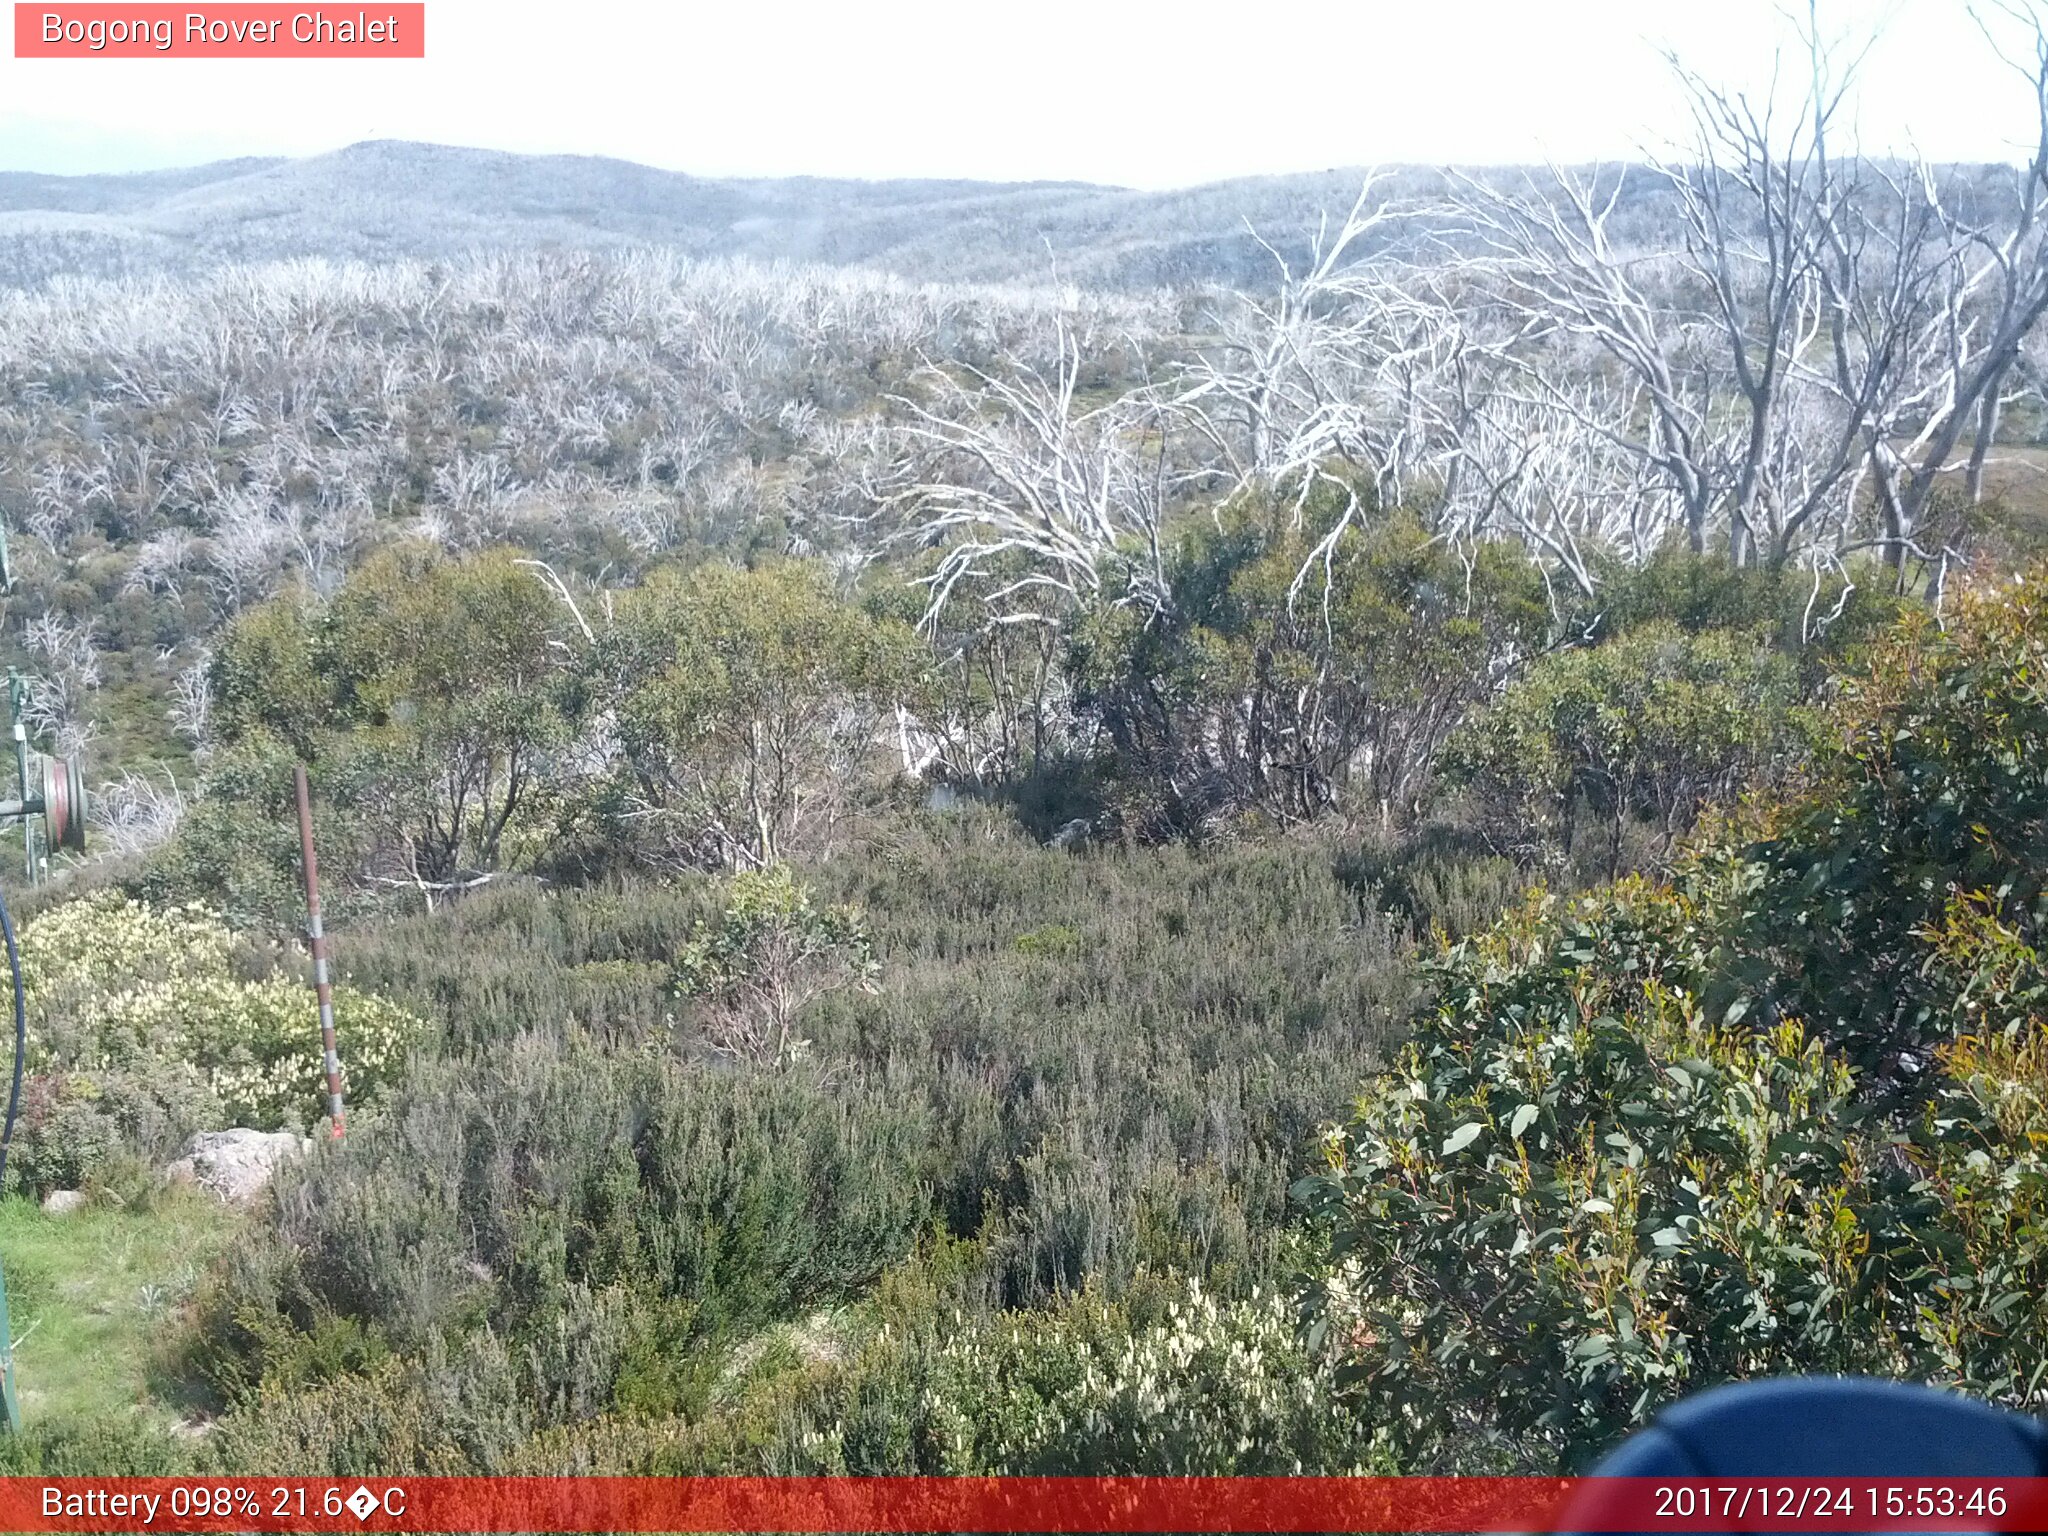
(175, 546), (577, 911)
(1444, 623), (1804, 874)
(1590, 547), (1903, 665)
(188, 1036), (933, 1408)
(1307, 566), (2048, 1470)
(204, 1272), (1379, 1478)
(1713, 569), (2048, 1075)
(1304, 886), (1867, 1469)
(310, 829), (1414, 1306)
(766, 1277), (1381, 1475)
(1068, 501), (1547, 838)
(592, 561), (925, 870)
(672, 865), (876, 1067)
(1307, 879), (2048, 1470)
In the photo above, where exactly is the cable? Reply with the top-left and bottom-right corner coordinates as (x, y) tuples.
(0, 885), (23, 1188)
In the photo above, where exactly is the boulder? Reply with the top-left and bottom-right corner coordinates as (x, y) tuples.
(39, 1189), (85, 1216)
(163, 1129), (311, 1204)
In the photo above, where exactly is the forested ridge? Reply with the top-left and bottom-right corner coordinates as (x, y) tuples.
(0, 10), (2044, 1478)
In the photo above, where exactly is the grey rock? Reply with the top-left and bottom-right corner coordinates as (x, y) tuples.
(39, 1189), (86, 1215)
(163, 1128), (311, 1204)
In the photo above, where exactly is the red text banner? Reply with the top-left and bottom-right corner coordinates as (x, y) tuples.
(14, 5), (424, 57)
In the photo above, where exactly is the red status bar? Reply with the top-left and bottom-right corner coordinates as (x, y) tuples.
(9, 1476), (2048, 1533)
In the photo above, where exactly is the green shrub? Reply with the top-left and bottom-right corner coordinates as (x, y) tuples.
(1588, 547), (1908, 675)
(1336, 824), (1530, 940)
(592, 561), (925, 871)
(295, 829), (1413, 1308)
(672, 865), (876, 1067)
(295, 877), (717, 1054)
(190, 1036), (933, 1409)
(765, 1276), (1381, 1475)
(0, 1415), (192, 1475)
(240, 1273), (1379, 1478)
(1307, 566), (2048, 1471)
(1307, 878), (2048, 1470)
(1713, 569), (2048, 1076)
(7, 1067), (218, 1199)
(1443, 623), (1804, 875)
(1068, 502), (1548, 838)
(202, 1281), (697, 1476)
(1303, 885), (1862, 1469)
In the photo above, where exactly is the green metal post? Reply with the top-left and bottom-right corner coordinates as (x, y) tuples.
(0, 518), (26, 1429)
(0, 1262), (19, 1433)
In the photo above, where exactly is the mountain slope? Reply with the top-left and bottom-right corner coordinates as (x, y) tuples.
(0, 139), (1419, 288)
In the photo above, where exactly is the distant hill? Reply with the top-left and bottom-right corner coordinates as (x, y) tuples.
(0, 139), (1457, 289)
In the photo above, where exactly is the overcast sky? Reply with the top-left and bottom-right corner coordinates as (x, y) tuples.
(1, 0), (2041, 186)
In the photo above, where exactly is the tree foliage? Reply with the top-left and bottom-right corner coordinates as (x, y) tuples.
(1445, 623), (1806, 874)
(186, 546), (575, 903)
(1717, 570), (2048, 1075)
(594, 561), (925, 870)
(1306, 565), (2048, 1471)
(1069, 501), (1548, 838)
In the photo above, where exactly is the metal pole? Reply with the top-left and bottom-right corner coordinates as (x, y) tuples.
(8, 674), (29, 887)
(294, 764), (345, 1140)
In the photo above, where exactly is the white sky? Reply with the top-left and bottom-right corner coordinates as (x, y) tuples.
(0, 0), (2041, 185)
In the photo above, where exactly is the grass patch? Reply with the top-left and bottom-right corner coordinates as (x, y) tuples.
(0, 1190), (240, 1431)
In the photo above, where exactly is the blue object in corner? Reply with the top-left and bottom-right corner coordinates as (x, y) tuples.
(1553, 1377), (2048, 1535)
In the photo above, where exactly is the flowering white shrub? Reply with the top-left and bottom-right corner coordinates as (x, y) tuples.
(21, 893), (422, 1128)
(933, 1279), (1379, 1474)
(787, 1277), (1383, 1475)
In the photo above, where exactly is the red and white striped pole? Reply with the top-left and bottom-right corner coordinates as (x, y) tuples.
(294, 763), (345, 1140)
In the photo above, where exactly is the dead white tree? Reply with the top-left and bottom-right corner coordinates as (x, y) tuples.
(1448, 161), (1746, 561)
(1444, 3), (2048, 583)
(18, 612), (102, 756)
(1436, 379), (1672, 603)
(889, 316), (1171, 627)
(1174, 180), (1403, 485)
(1658, 28), (1872, 565)
(91, 769), (186, 857)
(1838, 2), (2048, 579)
(169, 651), (213, 754)
(1170, 178), (1462, 603)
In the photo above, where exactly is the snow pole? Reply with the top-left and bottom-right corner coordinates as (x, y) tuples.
(294, 764), (345, 1139)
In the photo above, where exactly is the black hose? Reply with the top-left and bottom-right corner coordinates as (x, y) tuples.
(0, 886), (23, 1189)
